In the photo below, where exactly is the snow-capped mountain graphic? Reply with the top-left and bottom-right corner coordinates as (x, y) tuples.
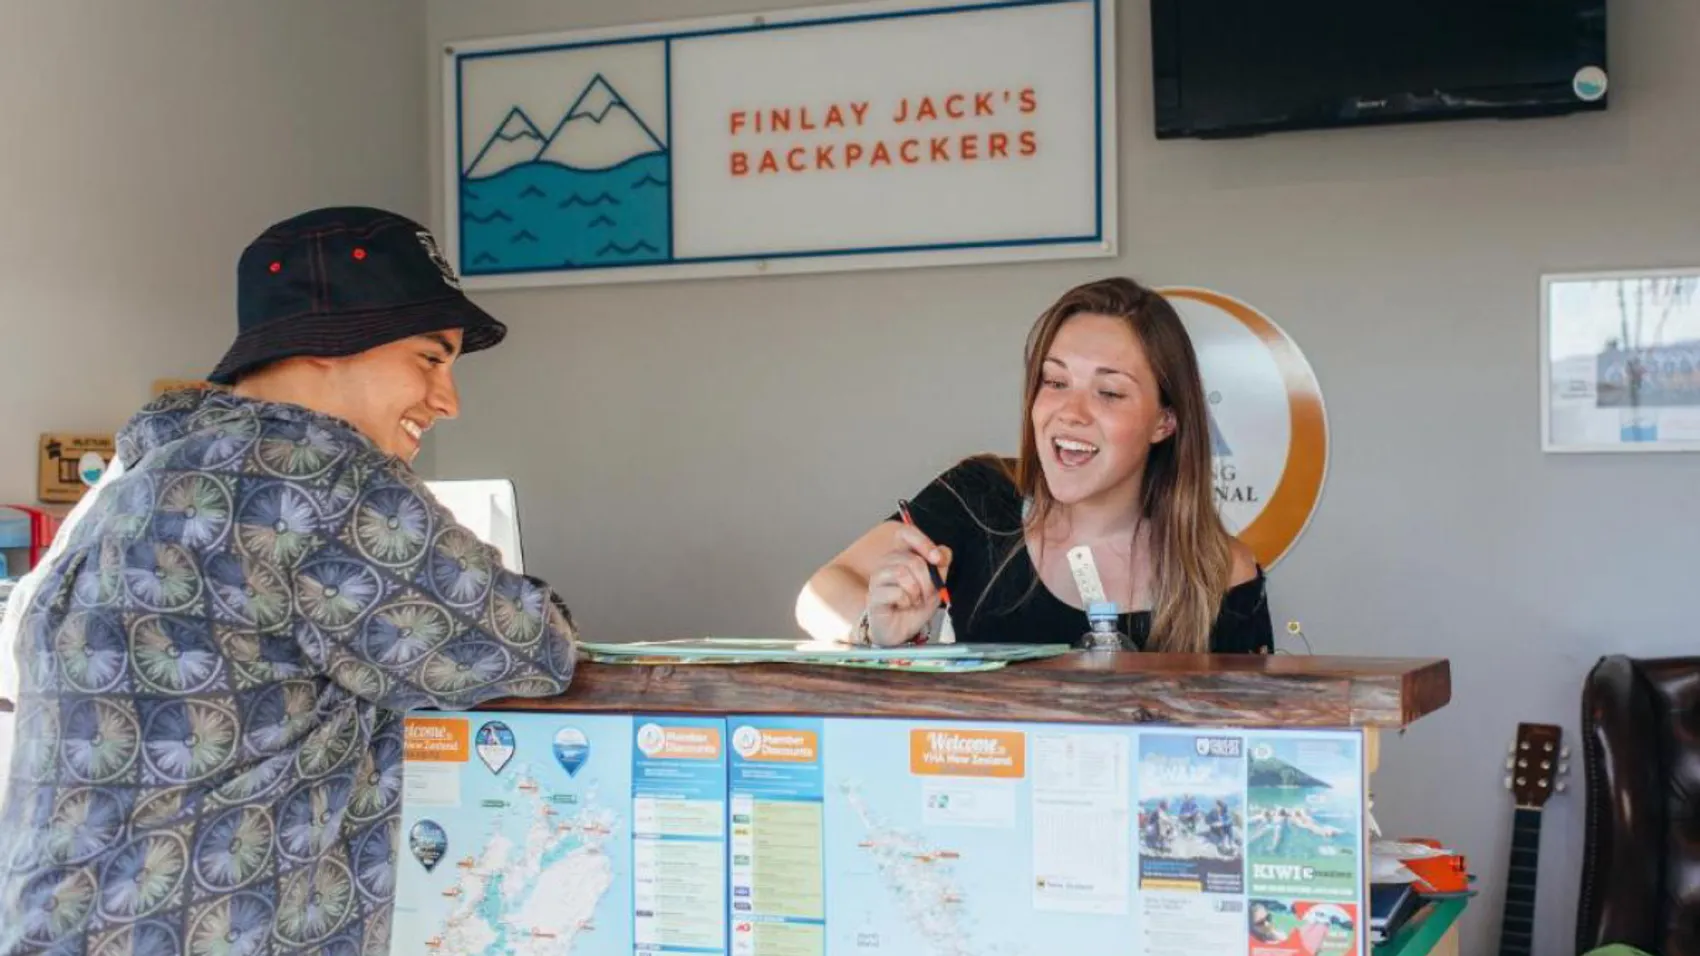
(465, 74), (664, 179)
(538, 74), (665, 171)
(458, 55), (672, 275)
(465, 107), (546, 179)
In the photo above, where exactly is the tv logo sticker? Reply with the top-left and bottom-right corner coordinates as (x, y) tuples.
(1573, 66), (1608, 102)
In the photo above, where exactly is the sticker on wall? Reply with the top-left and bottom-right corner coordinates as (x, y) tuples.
(1160, 287), (1328, 569)
(1572, 66), (1608, 102)
(77, 452), (108, 486)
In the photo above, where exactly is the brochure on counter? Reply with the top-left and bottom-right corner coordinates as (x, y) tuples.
(576, 637), (1072, 672)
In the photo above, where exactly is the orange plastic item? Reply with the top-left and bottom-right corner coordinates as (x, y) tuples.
(1398, 837), (1471, 894)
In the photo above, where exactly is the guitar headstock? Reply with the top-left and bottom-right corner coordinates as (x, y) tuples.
(1505, 722), (1568, 809)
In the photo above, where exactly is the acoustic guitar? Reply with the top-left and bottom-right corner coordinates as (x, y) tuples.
(1496, 722), (1568, 956)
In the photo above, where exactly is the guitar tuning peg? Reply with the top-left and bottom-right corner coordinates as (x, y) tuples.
(1559, 761), (1570, 775)
(1504, 775), (1513, 789)
(1556, 781), (1568, 793)
(1505, 757), (1516, 770)
(1560, 747), (1571, 760)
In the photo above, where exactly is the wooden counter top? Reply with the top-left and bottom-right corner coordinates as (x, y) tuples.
(484, 651), (1451, 729)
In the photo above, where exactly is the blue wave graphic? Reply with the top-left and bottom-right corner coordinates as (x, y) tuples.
(461, 152), (669, 272)
(560, 193), (620, 209)
(597, 240), (658, 257)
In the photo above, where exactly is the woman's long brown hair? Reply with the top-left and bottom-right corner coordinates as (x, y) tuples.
(1003, 277), (1233, 652)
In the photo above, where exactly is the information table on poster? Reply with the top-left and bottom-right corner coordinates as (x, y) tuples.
(394, 714), (1370, 955)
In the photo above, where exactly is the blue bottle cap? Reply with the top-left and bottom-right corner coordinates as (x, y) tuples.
(1087, 601), (1119, 619)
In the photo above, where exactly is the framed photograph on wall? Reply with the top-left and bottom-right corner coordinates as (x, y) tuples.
(1541, 267), (1700, 452)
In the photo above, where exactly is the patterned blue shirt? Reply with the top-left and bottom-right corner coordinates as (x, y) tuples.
(0, 389), (578, 955)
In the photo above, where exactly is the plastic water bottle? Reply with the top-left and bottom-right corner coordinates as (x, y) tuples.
(1077, 601), (1131, 651)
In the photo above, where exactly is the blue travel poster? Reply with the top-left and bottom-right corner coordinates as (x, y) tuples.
(633, 715), (730, 955)
(1245, 733), (1364, 902)
(728, 717), (827, 956)
(1136, 732), (1247, 894)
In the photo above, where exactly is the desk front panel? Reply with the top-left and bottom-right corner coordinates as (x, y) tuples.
(394, 711), (1369, 956)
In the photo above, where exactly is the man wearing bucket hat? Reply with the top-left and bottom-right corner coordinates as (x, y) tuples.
(0, 207), (578, 955)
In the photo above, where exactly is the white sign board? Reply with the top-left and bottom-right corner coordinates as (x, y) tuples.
(442, 0), (1115, 288)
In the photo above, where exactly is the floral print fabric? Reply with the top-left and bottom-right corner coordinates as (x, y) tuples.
(0, 389), (577, 955)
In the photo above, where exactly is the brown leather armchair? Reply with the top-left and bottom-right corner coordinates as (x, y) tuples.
(1577, 655), (1700, 956)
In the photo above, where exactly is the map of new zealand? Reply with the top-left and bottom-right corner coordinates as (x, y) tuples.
(393, 713), (633, 955)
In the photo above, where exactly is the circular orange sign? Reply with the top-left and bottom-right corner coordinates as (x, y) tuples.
(1161, 287), (1329, 569)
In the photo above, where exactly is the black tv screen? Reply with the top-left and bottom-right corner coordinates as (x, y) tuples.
(1151, 1), (1609, 139)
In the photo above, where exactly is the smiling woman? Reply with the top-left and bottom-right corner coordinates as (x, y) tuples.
(796, 277), (1272, 653)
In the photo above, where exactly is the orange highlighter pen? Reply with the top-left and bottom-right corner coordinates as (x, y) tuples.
(896, 499), (956, 644)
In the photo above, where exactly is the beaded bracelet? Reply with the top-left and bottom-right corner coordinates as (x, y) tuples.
(851, 608), (931, 646)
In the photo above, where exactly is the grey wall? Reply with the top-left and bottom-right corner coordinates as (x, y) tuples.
(427, 2), (1700, 953)
(0, 0), (429, 502)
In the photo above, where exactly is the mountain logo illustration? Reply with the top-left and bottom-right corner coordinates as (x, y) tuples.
(458, 52), (673, 275)
(1208, 407), (1232, 457)
(465, 74), (665, 179)
(465, 108), (546, 180)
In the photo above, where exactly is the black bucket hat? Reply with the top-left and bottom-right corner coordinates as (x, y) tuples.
(207, 206), (507, 385)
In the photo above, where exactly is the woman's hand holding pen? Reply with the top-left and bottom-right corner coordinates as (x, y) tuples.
(865, 525), (953, 646)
